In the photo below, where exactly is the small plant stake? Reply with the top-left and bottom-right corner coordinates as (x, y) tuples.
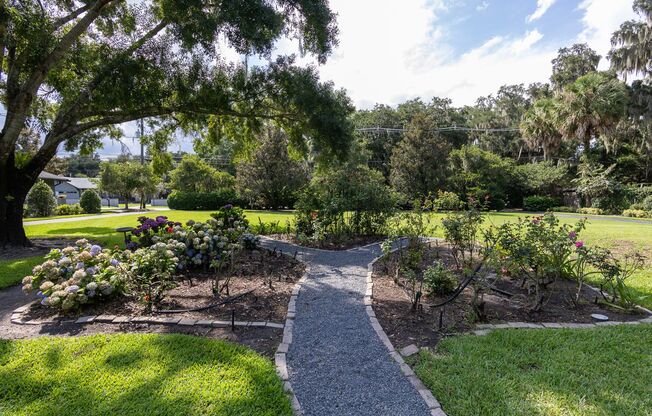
(438, 308), (444, 330)
(231, 309), (235, 331)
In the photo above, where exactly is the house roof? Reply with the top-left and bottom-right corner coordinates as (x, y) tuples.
(39, 171), (69, 181)
(65, 177), (97, 190)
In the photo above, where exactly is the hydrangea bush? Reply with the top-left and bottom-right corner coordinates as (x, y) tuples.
(22, 239), (123, 310)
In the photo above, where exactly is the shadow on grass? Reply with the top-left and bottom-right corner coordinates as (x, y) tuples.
(0, 333), (292, 416)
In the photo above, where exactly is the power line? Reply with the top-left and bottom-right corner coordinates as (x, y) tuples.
(355, 126), (520, 133)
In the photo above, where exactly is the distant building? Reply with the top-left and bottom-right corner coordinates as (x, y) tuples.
(38, 171), (69, 191)
(54, 177), (97, 204)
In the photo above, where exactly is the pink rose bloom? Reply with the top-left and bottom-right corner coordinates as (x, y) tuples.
(575, 241), (584, 248)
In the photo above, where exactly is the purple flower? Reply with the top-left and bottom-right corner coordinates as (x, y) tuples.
(40, 297), (49, 306)
(75, 262), (84, 270)
(575, 241), (584, 248)
(90, 245), (102, 256)
(141, 223), (151, 231)
(132, 228), (142, 236)
(156, 216), (167, 224)
(37, 291), (44, 298)
(126, 241), (139, 250)
(67, 285), (80, 293)
(223, 204), (233, 210)
(569, 231), (577, 239)
(110, 258), (120, 266)
(86, 267), (97, 276)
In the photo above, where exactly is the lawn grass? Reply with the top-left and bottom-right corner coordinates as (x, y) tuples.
(0, 333), (291, 416)
(414, 325), (652, 416)
(0, 256), (43, 290)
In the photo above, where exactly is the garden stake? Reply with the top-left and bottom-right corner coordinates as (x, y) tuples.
(439, 308), (444, 330)
(231, 309), (235, 331)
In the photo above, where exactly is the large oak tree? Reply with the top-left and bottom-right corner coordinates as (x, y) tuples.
(0, 0), (353, 246)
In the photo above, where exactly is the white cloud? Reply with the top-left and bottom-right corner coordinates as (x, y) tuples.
(577, 0), (636, 69)
(476, 1), (489, 11)
(526, 0), (557, 23)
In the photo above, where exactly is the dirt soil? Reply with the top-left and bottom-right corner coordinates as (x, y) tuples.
(267, 233), (383, 250)
(11, 249), (304, 355)
(372, 244), (647, 350)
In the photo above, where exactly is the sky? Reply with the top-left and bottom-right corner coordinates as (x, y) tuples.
(66, 0), (639, 157)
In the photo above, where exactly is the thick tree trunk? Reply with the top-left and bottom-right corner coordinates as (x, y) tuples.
(0, 159), (35, 247)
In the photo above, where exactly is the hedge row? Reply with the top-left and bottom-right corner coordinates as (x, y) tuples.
(167, 190), (240, 210)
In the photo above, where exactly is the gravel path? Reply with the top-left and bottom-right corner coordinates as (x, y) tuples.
(260, 238), (431, 416)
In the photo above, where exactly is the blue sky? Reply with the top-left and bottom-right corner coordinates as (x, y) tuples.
(67, 0), (639, 157)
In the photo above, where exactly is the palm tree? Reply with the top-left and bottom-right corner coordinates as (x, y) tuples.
(609, 0), (652, 80)
(520, 98), (563, 160)
(557, 72), (629, 154)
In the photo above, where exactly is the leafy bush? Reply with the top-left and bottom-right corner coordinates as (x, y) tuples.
(622, 209), (651, 218)
(552, 206), (577, 213)
(424, 261), (457, 296)
(578, 207), (605, 215)
(129, 215), (182, 248)
(79, 189), (101, 214)
(489, 213), (586, 311)
(295, 163), (396, 240)
(441, 205), (484, 269)
(523, 195), (559, 211)
(168, 154), (235, 193)
(21, 239), (124, 310)
(26, 180), (57, 217)
(120, 244), (179, 311)
(433, 190), (461, 211)
(55, 204), (84, 216)
(517, 161), (569, 196)
(210, 205), (248, 228)
(167, 190), (238, 210)
(642, 195), (652, 211)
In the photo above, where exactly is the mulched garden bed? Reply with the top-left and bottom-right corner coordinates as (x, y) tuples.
(372, 244), (647, 350)
(267, 233), (383, 250)
(20, 248), (305, 326)
(0, 238), (96, 260)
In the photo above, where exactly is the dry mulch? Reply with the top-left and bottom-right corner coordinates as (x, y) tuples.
(0, 238), (92, 260)
(372, 244), (646, 350)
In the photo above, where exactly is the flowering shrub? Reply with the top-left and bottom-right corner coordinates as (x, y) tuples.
(118, 243), (179, 311)
(22, 239), (123, 310)
(129, 215), (182, 248)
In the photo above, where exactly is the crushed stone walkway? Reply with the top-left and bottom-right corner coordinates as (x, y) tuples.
(260, 238), (431, 416)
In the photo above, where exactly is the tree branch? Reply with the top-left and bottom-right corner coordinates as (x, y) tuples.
(54, 2), (94, 29)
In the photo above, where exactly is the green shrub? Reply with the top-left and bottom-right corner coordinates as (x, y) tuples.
(622, 209), (651, 218)
(523, 195), (559, 211)
(642, 195), (652, 211)
(79, 189), (101, 213)
(433, 190), (461, 211)
(55, 204), (84, 216)
(26, 180), (57, 217)
(167, 190), (238, 210)
(629, 202), (644, 210)
(552, 206), (576, 213)
(423, 261), (457, 296)
(578, 207), (605, 215)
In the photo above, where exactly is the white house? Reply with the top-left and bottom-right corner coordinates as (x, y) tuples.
(54, 177), (97, 204)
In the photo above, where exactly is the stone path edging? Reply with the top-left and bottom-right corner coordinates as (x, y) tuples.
(9, 303), (286, 329)
(274, 269), (309, 416)
(366, 253), (448, 416)
(473, 315), (652, 335)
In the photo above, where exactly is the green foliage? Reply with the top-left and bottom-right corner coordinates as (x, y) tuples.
(622, 209), (651, 218)
(235, 127), (308, 208)
(423, 261), (458, 296)
(120, 245), (179, 311)
(25, 180), (56, 217)
(520, 98), (563, 159)
(441, 205), (485, 269)
(295, 163), (396, 240)
(489, 213), (586, 311)
(167, 190), (238, 211)
(389, 114), (452, 201)
(433, 190), (462, 211)
(523, 195), (560, 212)
(574, 160), (632, 213)
(578, 207), (605, 215)
(517, 161), (569, 196)
(552, 206), (577, 213)
(169, 155), (235, 194)
(609, 0), (652, 79)
(550, 43), (601, 90)
(210, 205), (249, 229)
(100, 162), (159, 209)
(642, 195), (652, 211)
(79, 189), (101, 214)
(449, 145), (521, 210)
(55, 204), (84, 216)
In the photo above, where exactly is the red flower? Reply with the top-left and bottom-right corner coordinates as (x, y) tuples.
(166, 227), (173, 233)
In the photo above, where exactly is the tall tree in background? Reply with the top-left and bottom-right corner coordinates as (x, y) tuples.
(0, 0), (351, 247)
(520, 98), (563, 160)
(100, 162), (157, 210)
(390, 114), (451, 202)
(236, 127), (308, 209)
(550, 43), (601, 90)
(557, 72), (629, 153)
(609, 0), (652, 80)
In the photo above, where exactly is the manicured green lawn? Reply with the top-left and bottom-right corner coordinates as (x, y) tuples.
(0, 334), (291, 416)
(0, 257), (43, 289)
(414, 325), (652, 416)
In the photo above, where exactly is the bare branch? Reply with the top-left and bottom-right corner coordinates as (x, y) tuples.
(54, 3), (94, 29)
